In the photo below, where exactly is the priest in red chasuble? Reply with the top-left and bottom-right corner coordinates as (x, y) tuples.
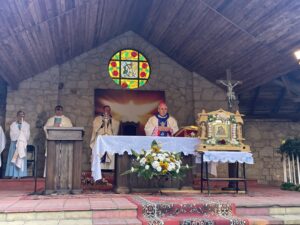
(144, 102), (178, 136)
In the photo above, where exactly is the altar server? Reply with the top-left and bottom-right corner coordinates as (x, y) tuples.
(5, 111), (30, 178)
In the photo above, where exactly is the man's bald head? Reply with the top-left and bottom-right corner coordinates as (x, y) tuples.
(158, 102), (168, 117)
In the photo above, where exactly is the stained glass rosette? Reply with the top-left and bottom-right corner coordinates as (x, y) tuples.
(108, 49), (151, 89)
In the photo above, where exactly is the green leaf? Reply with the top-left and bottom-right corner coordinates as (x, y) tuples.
(151, 140), (158, 148)
(131, 149), (139, 158)
(120, 169), (134, 176)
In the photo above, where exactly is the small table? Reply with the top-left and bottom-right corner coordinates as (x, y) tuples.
(199, 151), (254, 195)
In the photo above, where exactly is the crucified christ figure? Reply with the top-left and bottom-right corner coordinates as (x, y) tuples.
(217, 69), (242, 109)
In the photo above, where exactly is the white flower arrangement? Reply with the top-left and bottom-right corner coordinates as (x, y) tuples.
(123, 140), (190, 180)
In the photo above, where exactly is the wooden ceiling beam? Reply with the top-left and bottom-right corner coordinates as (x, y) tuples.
(237, 62), (298, 92)
(249, 87), (261, 115)
(296, 103), (300, 113)
(0, 72), (18, 90)
(271, 87), (287, 114)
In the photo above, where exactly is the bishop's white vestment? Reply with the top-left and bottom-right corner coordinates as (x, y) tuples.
(144, 114), (179, 136)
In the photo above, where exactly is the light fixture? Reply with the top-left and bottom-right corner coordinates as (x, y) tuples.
(294, 50), (300, 64)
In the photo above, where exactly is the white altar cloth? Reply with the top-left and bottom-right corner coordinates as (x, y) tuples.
(203, 151), (254, 164)
(92, 135), (199, 181)
(195, 151), (254, 176)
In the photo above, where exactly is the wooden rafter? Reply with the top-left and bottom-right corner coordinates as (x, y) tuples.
(271, 87), (287, 114)
(249, 87), (261, 115)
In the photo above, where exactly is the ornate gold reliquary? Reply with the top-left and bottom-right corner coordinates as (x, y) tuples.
(197, 109), (250, 152)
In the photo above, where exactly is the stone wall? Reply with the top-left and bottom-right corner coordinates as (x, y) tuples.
(192, 72), (227, 117)
(244, 119), (300, 185)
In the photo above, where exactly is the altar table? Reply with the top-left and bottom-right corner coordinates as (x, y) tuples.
(92, 135), (199, 193)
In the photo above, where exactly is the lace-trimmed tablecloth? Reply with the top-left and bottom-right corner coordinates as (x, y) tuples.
(203, 151), (254, 164)
(92, 135), (199, 181)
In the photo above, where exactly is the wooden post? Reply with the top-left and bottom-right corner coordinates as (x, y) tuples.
(292, 154), (296, 184)
(72, 140), (83, 194)
(283, 154), (287, 183)
(288, 155), (292, 183)
(296, 155), (300, 184)
(45, 141), (56, 194)
(114, 153), (130, 194)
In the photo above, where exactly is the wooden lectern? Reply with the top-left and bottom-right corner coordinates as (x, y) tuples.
(45, 127), (84, 194)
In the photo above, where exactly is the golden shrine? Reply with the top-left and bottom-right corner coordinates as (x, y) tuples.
(197, 109), (250, 152)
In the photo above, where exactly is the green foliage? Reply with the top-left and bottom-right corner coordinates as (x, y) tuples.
(279, 138), (300, 156)
(280, 182), (300, 192)
(207, 114), (237, 124)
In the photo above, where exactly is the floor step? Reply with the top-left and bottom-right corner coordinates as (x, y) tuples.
(272, 214), (300, 225)
(245, 216), (284, 225)
(237, 206), (300, 225)
(0, 211), (92, 221)
(237, 206), (300, 216)
(0, 207), (139, 225)
(236, 207), (270, 216)
(269, 207), (300, 215)
(93, 218), (141, 225)
(93, 209), (137, 218)
(0, 219), (92, 225)
(245, 215), (300, 225)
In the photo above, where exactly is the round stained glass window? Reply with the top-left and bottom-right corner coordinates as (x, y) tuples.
(108, 49), (151, 89)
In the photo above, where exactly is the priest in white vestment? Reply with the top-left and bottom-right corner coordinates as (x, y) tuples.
(145, 102), (179, 136)
(5, 111), (30, 178)
(90, 105), (119, 174)
(44, 105), (73, 129)
(0, 125), (6, 168)
(43, 105), (73, 176)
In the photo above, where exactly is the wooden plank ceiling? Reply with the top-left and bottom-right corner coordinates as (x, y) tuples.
(0, 0), (299, 95)
(239, 70), (300, 120)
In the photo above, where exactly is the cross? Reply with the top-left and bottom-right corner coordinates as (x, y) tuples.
(217, 69), (242, 110)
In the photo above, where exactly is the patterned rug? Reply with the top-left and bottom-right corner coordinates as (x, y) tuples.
(128, 196), (248, 225)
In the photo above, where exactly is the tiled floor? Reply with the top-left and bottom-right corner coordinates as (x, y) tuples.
(0, 178), (300, 212)
(1, 179), (300, 225)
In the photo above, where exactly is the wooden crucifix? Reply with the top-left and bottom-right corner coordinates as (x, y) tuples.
(217, 69), (242, 110)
